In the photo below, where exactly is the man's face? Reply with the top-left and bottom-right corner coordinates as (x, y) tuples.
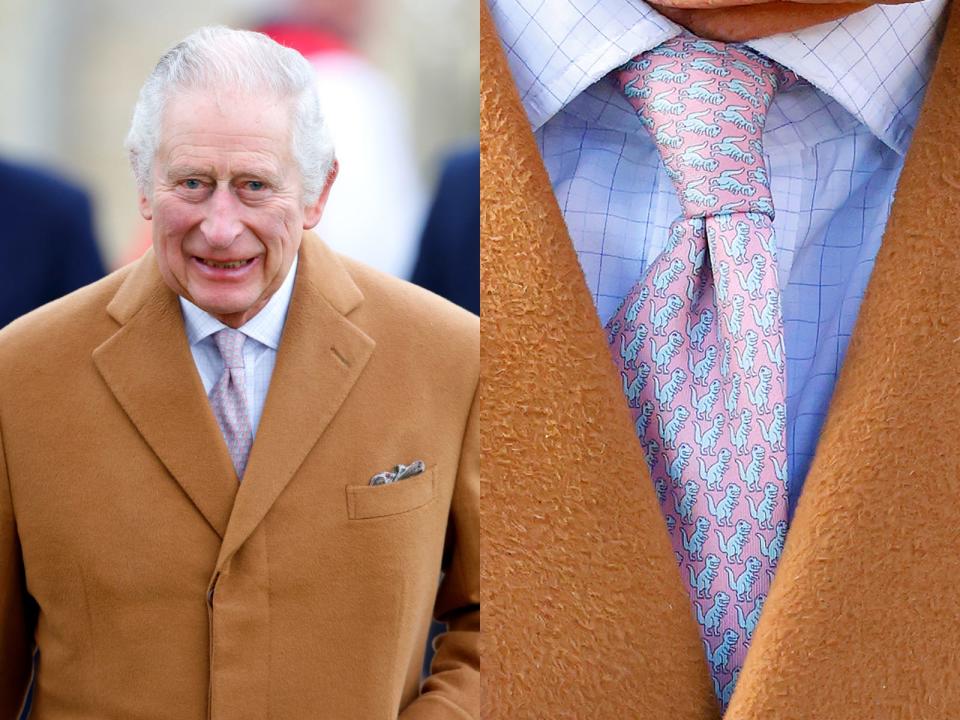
(648, 0), (925, 42)
(139, 89), (336, 328)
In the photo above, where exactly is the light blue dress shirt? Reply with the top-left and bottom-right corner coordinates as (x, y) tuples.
(179, 255), (298, 438)
(491, 0), (948, 522)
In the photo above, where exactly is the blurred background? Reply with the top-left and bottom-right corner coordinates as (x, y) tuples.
(0, 0), (478, 316)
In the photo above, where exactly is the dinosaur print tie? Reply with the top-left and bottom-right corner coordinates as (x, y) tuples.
(607, 35), (795, 711)
(210, 328), (253, 479)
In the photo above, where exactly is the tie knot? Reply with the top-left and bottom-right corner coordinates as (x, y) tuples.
(616, 34), (797, 218)
(214, 328), (246, 369)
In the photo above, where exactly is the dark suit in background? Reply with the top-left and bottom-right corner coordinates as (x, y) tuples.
(0, 159), (105, 328)
(411, 147), (479, 316)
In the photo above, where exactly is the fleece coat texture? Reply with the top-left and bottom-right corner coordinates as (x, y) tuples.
(480, 1), (960, 717)
(0, 233), (479, 719)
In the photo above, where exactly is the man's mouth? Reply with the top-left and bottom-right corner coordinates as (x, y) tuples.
(196, 257), (256, 269)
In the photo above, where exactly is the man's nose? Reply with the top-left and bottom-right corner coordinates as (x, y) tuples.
(199, 185), (243, 248)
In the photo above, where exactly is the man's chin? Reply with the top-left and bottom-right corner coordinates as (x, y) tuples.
(648, 1), (880, 42)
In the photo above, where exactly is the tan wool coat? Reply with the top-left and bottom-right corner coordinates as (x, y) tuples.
(481, 2), (960, 718)
(0, 233), (479, 719)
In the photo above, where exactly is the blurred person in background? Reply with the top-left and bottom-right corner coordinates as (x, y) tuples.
(0, 158), (105, 327)
(0, 26), (478, 719)
(411, 145), (479, 316)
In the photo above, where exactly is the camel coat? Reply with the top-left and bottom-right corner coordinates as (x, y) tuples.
(481, 2), (960, 717)
(0, 233), (479, 719)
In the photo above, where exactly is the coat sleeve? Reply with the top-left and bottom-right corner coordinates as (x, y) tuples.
(0, 419), (35, 715)
(399, 378), (480, 720)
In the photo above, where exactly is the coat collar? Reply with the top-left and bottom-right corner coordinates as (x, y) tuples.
(481, 0), (960, 716)
(94, 234), (374, 561)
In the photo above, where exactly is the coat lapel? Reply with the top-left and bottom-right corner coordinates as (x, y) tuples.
(93, 252), (238, 538)
(724, 6), (960, 716)
(215, 234), (375, 572)
(481, 3), (718, 718)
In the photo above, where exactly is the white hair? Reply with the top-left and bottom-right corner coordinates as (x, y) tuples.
(125, 25), (335, 203)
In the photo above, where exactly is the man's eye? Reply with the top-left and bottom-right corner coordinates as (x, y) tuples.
(182, 179), (203, 190)
(246, 181), (266, 191)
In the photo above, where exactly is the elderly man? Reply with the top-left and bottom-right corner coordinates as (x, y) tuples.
(0, 27), (478, 719)
(483, 0), (960, 718)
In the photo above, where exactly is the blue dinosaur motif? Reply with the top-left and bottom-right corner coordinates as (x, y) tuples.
(689, 553), (721, 598)
(689, 57), (731, 77)
(621, 365), (650, 406)
(715, 519), (752, 562)
(687, 275), (706, 305)
(658, 405), (690, 450)
(724, 295), (746, 339)
(654, 476), (668, 504)
(755, 196), (774, 215)
(650, 331), (684, 372)
(607, 320), (621, 346)
(689, 345), (719, 386)
(699, 448), (732, 491)
(622, 57), (652, 72)
(643, 438), (660, 471)
(625, 286), (650, 326)
(696, 590), (731, 636)
(716, 200), (746, 215)
(649, 90), (686, 116)
(649, 62), (690, 85)
(715, 213), (733, 231)
(723, 373), (742, 416)
(715, 105), (756, 133)
(619, 324), (647, 369)
(688, 39), (726, 56)
(634, 399), (656, 438)
(736, 444), (766, 492)
(751, 112), (767, 133)
(730, 407), (753, 455)
(694, 414), (725, 455)
(718, 669), (741, 708)
(652, 258), (685, 297)
(667, 442), (694, 487)
(687, 309), (714, 352)
(763, 337), (784, 373)
(747, 483), (781, 529)
(734, 329), (759, 375)
(759, 227), (777, 256)
(666, 514), (676, 533)
(715, 260), (731, 303)
(711, 136), (755, 164)
(703, 629), (740, 673)
(674, 479), (700, 523)
(720, 337), (732, 378)
(750, 288), (780, 335)
(711, 169), (757, 196)
(648, 45), (689, 60)
(665, 222), (686, 253)
(734, 254), (766, 299)
(741, 48), (774, 69)
(731, 58), (765, 85)
(726, 556), (763, 601)
(678, 110), (722, 138)
(720, 221), (751, 264)
(748, 138), (763, 157)
(690, 378), (722, 420)
(736, 596), (766, 645)
(706, 484), (741, 526)
(664, 164), (683, 184)
(680, 142), (720, 172)
(757, 402), (786, 452)
(622, 75), (652, 100)
(654, 368), (687, 411)
(722, 77), (761, 107)
(682, 177), (718, 209)
(757, 522), (787, 566)
(649, 294), (684, 335)
(681, 515), (711, 561)
(746, 366), (774, 414)
(681, 80), (725, 105)
(771, 456), (787, 486)
(655, 124), (684, 149)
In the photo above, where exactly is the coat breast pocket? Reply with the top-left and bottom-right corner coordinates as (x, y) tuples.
(345, 466), (437, 520)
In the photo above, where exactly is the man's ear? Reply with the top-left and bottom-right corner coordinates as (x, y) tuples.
(303, 160), (339, 229)
(138, 187), (153, 221)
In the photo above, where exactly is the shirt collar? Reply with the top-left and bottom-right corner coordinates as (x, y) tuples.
(491, 0), (948, 154)
(179, 253), (299, 350)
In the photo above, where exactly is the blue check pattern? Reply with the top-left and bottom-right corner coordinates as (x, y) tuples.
(490, 0), (948, 522)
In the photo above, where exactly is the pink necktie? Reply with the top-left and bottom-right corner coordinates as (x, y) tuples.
(210, 328), (253, 479)
(607, 36), (795, 710)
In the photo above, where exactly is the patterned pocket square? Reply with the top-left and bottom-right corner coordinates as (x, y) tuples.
(368, 460), (426, 486)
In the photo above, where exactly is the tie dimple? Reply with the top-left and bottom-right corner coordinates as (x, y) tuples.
(210, 328), (253, 479)
(607, 35), (793, 712)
